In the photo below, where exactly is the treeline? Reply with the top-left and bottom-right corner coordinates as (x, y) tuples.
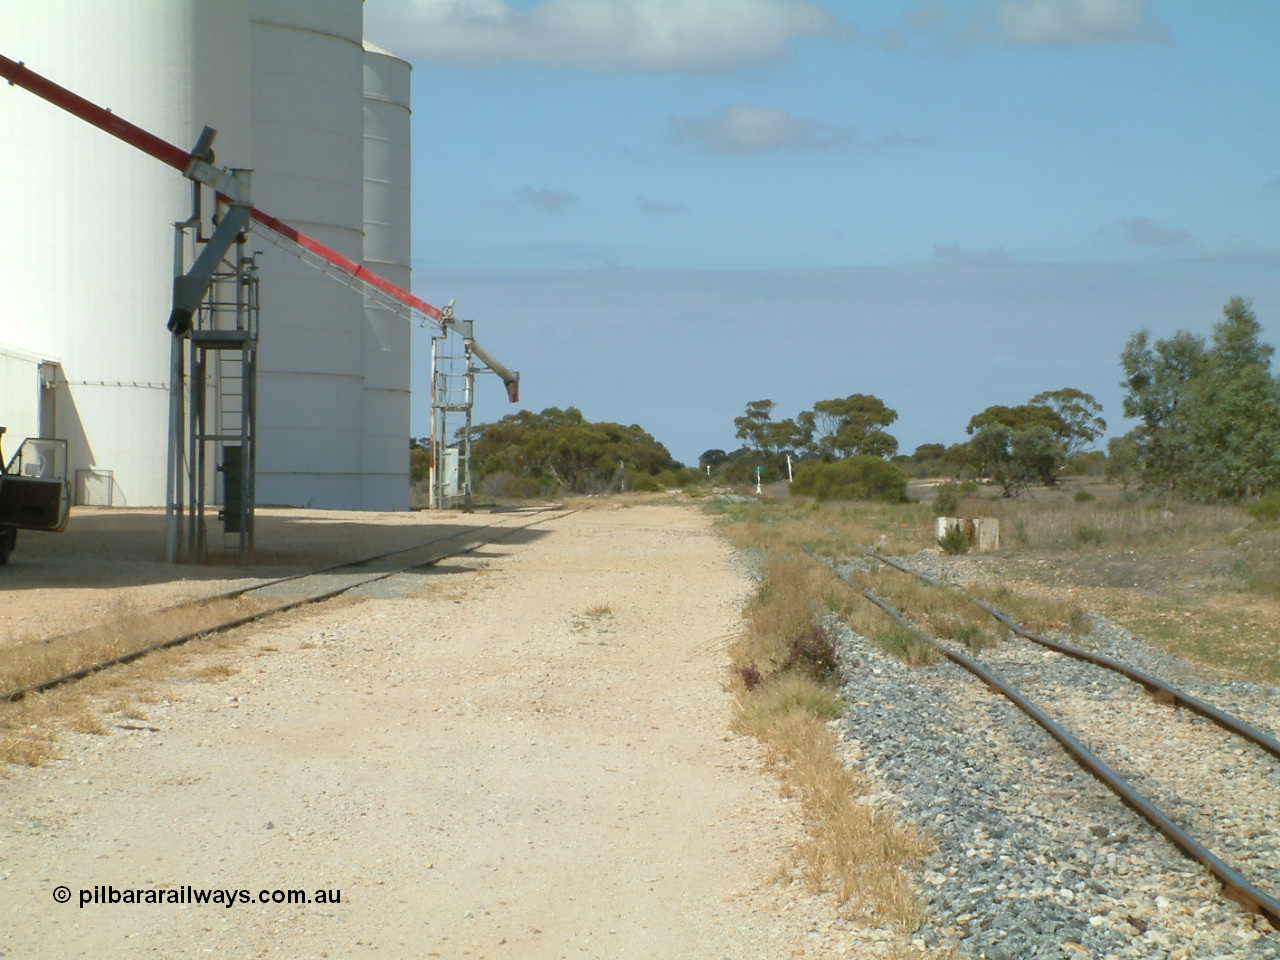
(700, 394), (910, 502)
(450, 297), (1278, 506)
(900, 388), (1107, 497)
(458, 406), (702, 497)
(1113, 297), (1280, 500)
(701, 388), (1108, 502)
(707, 298), (1280, 505)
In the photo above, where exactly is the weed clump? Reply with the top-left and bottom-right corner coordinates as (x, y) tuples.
(779, 621), (841, 686)
(1073, 525), (1104, 546)
(729, 548), (930, 929)
(872, 625), (941, 666)
(1245, 491), (1280, 522)
(937, 524), (969, 556)
(934, 482), (960, 516)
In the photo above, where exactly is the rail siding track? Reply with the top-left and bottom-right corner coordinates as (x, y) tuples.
(801, 546), (1280, 930)
(1, 507), (572, 703)
(862, 548), (1280, 762)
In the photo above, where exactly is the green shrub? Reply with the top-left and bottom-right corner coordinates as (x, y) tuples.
(1245, 491), (1280, 522)
(790, 456), (908, 503)
(952, 624), (991, 652)
(937, 524), (969, 555)
(1073, 525), (1104, 546)
(674, 467), (707, 487)
(631, 474), (664, 492)
(1073, 490), (1096, 502)
(958, 480), (980, 497)
(934, 482), (959, 516)
(653, 469), (678, 488)
(500, 475), (543, 498)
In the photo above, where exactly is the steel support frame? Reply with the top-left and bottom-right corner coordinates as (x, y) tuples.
(165, 181), (259, 563)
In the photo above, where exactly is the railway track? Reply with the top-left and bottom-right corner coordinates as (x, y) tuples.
(800, 545), (1280, 930)
(862, 548), (1280, 762)
(1, 506), (572, 703)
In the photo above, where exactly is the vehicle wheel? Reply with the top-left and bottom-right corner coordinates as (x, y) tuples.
(0, 527), (15, 565)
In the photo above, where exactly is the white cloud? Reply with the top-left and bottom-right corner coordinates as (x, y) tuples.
(906, 1), (947, 32)
(901, 0), (1163, 47)
(673, 104), (840, 153)
(519, 186), (579, 213)
(673, 103), (931, 155)
(996, 0), (1161, 45)
(933, 243), (1011, 264)
(365, 0), (836, 71)
(638, 197), (685, 215)
(1117, 217), (1190, 246)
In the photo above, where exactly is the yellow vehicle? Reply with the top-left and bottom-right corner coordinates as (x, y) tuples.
(0, 427), (71, 565)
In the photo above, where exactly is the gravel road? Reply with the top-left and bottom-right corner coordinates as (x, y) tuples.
(0, 504), (917, 959)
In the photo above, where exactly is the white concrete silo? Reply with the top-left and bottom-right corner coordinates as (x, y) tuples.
(360, 41), (413, 511)
(250, 0), (369, 509)
(0, 0), (251, 506)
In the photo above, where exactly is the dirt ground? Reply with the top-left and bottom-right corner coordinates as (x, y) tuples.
(0, 502), (911, 958)
(0, 505), (541, 644)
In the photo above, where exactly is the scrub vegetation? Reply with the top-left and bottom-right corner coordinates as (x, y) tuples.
(460, 406), (707, 498)
(723, 540), (932, 930)
(893, 297), (1280, 512)
(715, 479), (1280, 685)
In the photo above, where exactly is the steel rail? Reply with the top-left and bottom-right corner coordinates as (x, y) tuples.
(860, 548), (1280, 762)
(25, 507), (558, 653)
(2, 509), (572, 703)
(802, 546), (1280, 928)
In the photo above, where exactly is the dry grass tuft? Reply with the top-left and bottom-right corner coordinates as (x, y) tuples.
(736, 555), (841, 681)
(64, 712), (110, 735)
(724, 544), (932, 931)
(0, 694), (63, 765)
(189, 663), (239, 680)
(0, 730), (60, 766)
(0, 596), (286, 766)
(0, 594), (267, 697)
(735, 678), (930, 928)
(869, 624), (942, 667)
(968, 583), (1087, 638)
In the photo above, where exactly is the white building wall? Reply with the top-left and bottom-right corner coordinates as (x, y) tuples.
(0, 1), (413, 512)
(0, 0), (252, 507)
(360, 42), (413, 512)
(0, 347), (42, 458)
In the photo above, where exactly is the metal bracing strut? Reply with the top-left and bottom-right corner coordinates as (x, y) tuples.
(428, 304), (521, 510)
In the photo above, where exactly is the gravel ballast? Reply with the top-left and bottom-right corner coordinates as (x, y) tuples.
(833, 552), (1280, 960)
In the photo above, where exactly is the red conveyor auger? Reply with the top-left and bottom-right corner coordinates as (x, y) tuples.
(0, 53), (520, 403)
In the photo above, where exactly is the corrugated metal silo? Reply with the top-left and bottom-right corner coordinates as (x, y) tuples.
(250, 0), (368, 509)
(0, 0), (251, 506)
(360, 41), (413, 511)
(0, 347), (44, 450)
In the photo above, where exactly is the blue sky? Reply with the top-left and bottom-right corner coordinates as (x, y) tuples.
(365, 0), (1280, 465)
